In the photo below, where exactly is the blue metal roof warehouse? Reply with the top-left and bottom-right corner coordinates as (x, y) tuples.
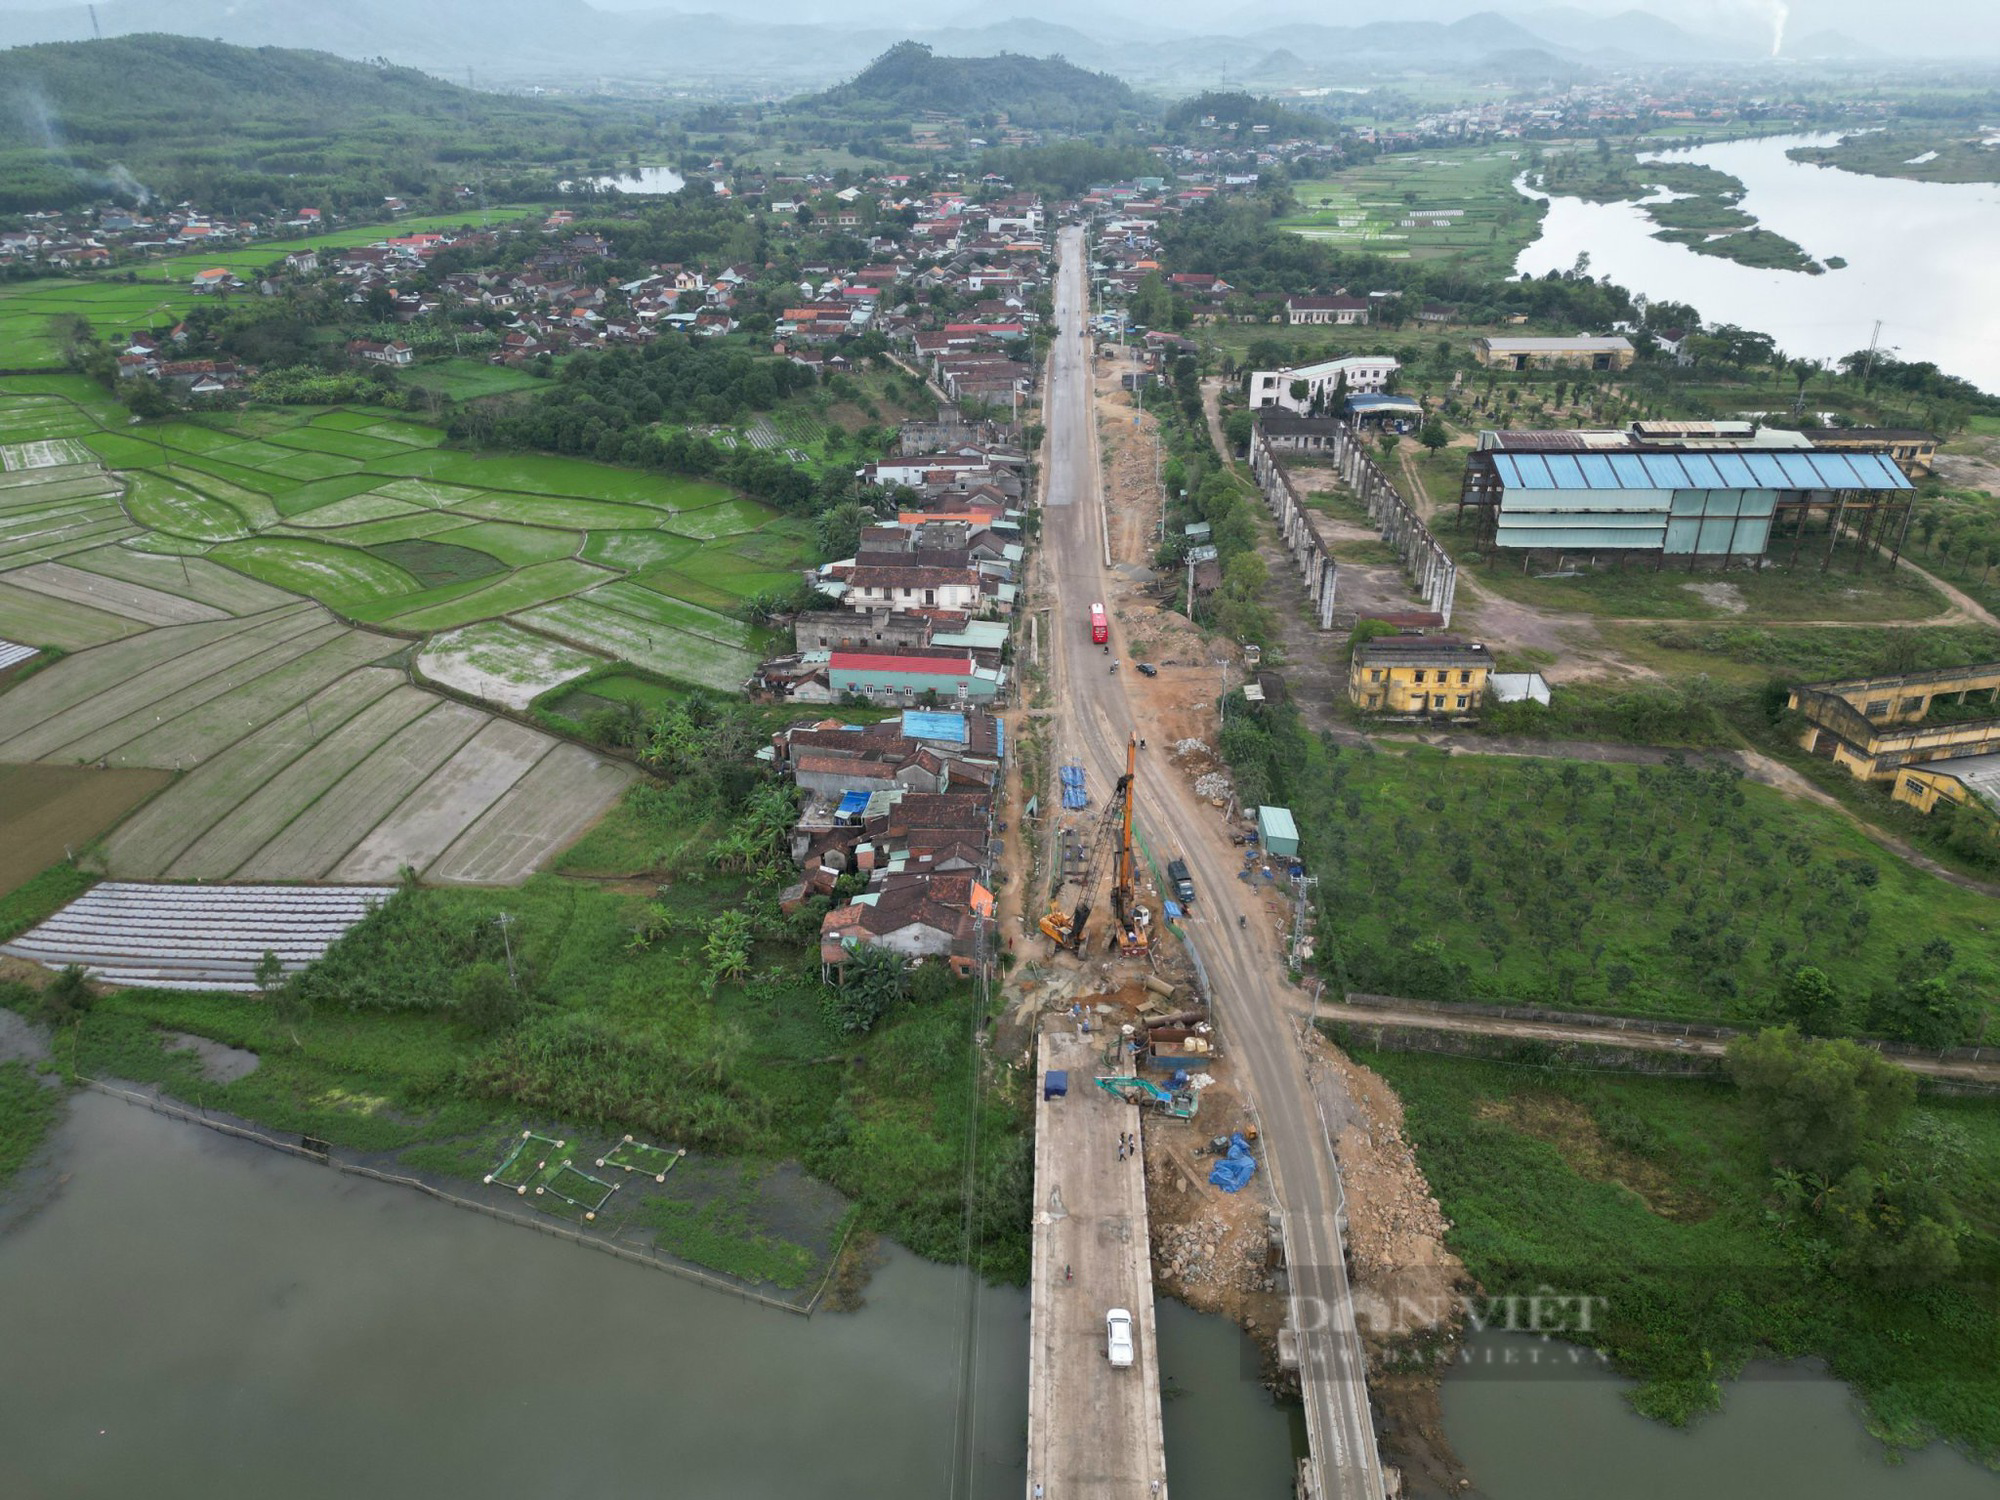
(1458, 427), (1915, 561)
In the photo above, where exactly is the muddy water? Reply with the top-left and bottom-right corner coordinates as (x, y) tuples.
(0, 763), (171, 895)
(1442, 1330), (1998, 1499)
(1157, 1297), (1309, 1492)
(0, 1092), (1303, 1497)
(0, 1092), (1029, 1499)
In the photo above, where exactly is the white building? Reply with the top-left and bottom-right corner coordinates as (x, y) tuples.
(1249, 355), (1399, 415)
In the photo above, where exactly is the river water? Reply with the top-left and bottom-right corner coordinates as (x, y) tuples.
(588, 165), (688, 195)
(1443, 1331), (1999, 1498)
(1516, 133), (2000, 393)
(0, 1092), (1300, 1498)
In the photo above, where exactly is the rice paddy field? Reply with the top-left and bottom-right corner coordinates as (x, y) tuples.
(0, 606), (635, 885)
(0, 376), (803, 692)
(0, 359), (804, 894)
(1275, 147), (1545, 275)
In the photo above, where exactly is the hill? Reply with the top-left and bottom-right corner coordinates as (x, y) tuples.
(801, 42), (1145, 130)
(0, 33), (644, 214)
(1163, 89), (1331, 140)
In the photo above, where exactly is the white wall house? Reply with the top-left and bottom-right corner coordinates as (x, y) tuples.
(1249, 355), (1400, 415)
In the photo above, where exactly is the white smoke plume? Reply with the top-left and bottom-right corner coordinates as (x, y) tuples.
(1769, 0), (1790, 56)
(14, 84), (153, 205)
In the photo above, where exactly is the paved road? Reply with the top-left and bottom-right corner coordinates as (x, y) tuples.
(1039, 225), (1386, 1500)
(1025, 1026), (1171, 1499)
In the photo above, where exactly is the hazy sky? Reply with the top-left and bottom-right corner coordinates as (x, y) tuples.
(0, 0), (1990, 55)
(562, 0), (1991, 54)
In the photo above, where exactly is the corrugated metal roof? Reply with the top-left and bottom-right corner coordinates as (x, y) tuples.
(1257, 805), (1300, 841)
(1491, 449), (1910, 493)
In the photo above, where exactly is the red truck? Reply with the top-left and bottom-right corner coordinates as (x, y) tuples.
(1090, 603), (1108, 645)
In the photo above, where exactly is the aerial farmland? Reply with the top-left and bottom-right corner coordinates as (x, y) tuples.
(0, 364), (803, 908)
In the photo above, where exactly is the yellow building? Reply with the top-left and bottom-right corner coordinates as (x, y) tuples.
(1472, 336), (1636, 372)
(1350, 634), (1493, 716)
(1789, 663), (2000, 793)
(1800, 427), (1938, 478)
(1891, 757), (2000, 815)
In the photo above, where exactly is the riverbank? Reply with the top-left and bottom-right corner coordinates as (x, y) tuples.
(1789, 130), (2000, 187)
(1514, 132), (2000, 392)
(0, 779), (1034, 1298)
(1530, 151), (1823, 274)
(0, 1086), (1035, 1500)
(1350, 1046), (2000, 1467)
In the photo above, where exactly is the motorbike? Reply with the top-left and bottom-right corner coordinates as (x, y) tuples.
(1238, 915), (1247, 929)
(1110, 662), (1119, 674)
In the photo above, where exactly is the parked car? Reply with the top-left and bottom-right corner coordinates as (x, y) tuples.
(1135, 661), (1158, 677)
(1167, 858), (1195, 905)
(1106, 1307), (1135, 1368)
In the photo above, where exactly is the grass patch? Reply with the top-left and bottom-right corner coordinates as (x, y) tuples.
(0, 862), (95, 941)
(635, 1190), (818, 1288)
(1355, 1046), (2000, 1451)
(1464, 544), (1945, 622)
(0, 1058), (60, 1187)
(366, 538), (507, 589)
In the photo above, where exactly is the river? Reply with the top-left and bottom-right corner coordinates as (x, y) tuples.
(1443, 1331), (1999, 1499)
(0, 1091), (1300, 1498)
(1516, 133), (2000, 394)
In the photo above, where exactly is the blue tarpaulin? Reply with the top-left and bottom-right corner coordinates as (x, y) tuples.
(1207, 1133), (1257, 1193)
(835, 790), (871, 819)
(1043, 1070), (1069, 1100)
(1059, 763), (1088, 810)
(902, 709), (968, 744)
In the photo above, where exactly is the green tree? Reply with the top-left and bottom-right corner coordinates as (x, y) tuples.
(1417, 418), (1448, 453)
(42, 964), (94, 1025)
(1871, 975), (1974, 1049)
(1725, 1027), (1913, 1179)
(1777, 965), (1839, 1034)
(453, 960), (525, 1034)
(701, 910), (754, 995)
(253, 949), (286, 998)
(821, 943), (907, 1034)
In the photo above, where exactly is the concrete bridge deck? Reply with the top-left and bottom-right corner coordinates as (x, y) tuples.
(1025, 1022), (1171, 1499)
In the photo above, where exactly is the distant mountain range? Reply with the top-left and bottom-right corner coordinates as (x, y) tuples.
(0, 0), (1914, 90)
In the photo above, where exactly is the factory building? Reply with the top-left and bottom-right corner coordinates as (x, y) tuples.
(1456, 423), (1915, 564)
(1472, 335), (1636, 372)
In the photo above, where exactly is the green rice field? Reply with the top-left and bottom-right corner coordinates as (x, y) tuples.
(0, 376), (810, 694)
(1276, 147), (1547, 275)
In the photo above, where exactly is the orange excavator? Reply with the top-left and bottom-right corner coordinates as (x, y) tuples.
(1039, 736), (1151, 955)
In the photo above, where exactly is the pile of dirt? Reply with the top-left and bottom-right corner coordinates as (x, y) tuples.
(1308, 1032), (1466, 1355)
(1141, 1074), (1288, 1349)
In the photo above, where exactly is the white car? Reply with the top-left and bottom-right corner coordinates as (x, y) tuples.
(1105, 1308), (1135, 1368)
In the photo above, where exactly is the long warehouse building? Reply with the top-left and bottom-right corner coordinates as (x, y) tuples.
(1456, 423), (1915, 563)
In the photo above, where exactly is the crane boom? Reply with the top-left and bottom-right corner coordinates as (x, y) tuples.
(1110, 734), (1150, 954)
(1038, 736), (1151, 954)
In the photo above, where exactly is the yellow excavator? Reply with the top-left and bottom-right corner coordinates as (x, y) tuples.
(1039, 736), (1152, 955)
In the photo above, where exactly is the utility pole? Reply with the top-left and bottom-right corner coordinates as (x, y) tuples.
(1288, 873), (1319, 969)
(493, 912), (518, 987)
(1860, 319), (1885, 388)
